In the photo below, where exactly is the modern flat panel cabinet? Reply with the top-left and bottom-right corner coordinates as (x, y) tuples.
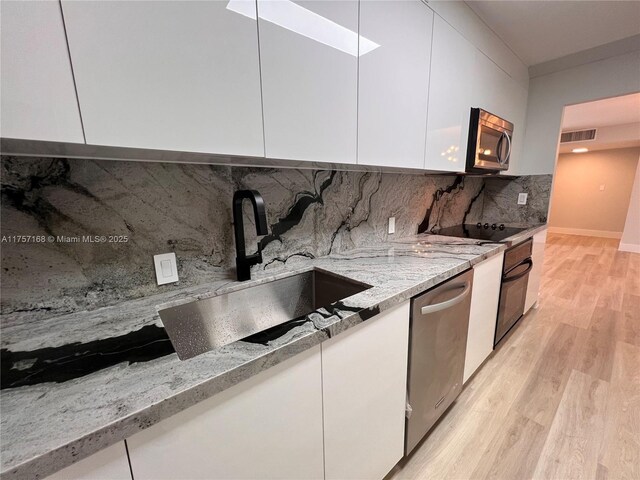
(322, 302), (410, 480)
(60, 0), (264, 157)
(473, 50), (529, 176)
(525, 229), (547, 313)
(45, 442), (131, 480)
(358, 1), (433, 169)
(258, 0), (358, 164)
(464, 252), (504, 384)
(127, 346), (324, 480)
(0, 0), (84, 143)
(424, 15), (476, 172)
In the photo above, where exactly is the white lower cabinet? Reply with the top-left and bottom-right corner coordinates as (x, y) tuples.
(126, 346), (325, 480)
(525, 229), (548, 313)
(463, 253), (504, 384)
(322, 301), (410, 480)
(45, 442), (131, 480)
(56, 305), (410, 480)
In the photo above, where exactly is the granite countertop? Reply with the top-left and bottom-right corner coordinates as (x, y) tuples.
(0, 225), (546, 479)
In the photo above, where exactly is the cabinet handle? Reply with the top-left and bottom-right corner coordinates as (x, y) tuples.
(420, 282), (471, 315)
(502, 259), (533, 283)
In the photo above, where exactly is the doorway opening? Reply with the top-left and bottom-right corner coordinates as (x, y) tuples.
(547, 92), (640, 252)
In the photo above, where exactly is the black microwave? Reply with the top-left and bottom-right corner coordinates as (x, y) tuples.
(466, 108), (513, 173)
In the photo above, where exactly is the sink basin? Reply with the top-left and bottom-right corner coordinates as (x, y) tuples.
(158, 269), (371, 360)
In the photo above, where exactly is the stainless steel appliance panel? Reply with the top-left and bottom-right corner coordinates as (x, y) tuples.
(405, 269), (474, 455)
(466, 108), (514, 173)
(495, 239), (533, 346)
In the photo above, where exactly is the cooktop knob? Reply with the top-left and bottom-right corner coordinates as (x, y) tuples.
(491, 223), (497, 230)
(499, 224), (505, 230)
(484, 223), (489, 229)
(476, 222), (482, 228)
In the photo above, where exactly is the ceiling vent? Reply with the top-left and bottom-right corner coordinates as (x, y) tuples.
(560, 129), (597, 143)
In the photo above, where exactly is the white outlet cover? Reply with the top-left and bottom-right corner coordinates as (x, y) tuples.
(388, 216), (396, 234)
(600, 184), (606, 191)
(517, 193), (528, 205)
(154, 253), (179, 285)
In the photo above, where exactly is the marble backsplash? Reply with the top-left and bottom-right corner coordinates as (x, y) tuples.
(0, 155), (551, 320)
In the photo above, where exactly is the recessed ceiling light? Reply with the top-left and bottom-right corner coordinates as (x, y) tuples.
(227, 0), (380, 57)
(572, 148), (589, 153)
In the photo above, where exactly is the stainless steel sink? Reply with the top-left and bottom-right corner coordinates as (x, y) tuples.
(158, 269), (371, 360)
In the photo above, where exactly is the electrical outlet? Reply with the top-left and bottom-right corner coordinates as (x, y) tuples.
(599, 184), (606, 191)
(388, 216), (396, 234)
(517, 193), (528, 205)
(154, 253), (179, 285)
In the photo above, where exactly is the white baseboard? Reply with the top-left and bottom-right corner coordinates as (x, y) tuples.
(619, 242), (640, 253)
(547, 227), (622, 239)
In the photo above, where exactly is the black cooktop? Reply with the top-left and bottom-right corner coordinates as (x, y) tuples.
(434, 223), (526, 242)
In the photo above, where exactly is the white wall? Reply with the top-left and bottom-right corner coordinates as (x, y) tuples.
(521, 50), (640, 175)
(548, 147), (640, 238)
(620, 157), (640, 253)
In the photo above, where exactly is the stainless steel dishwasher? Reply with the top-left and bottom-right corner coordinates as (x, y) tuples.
(405, 269), (474, 455)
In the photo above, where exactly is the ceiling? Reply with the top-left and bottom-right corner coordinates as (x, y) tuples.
(562, 93), (640, 130)
(466, 1), (640, 66)
(558, 93), (640, 153)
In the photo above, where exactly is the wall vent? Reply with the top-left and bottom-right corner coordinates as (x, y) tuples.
(560, 129), (597, 143)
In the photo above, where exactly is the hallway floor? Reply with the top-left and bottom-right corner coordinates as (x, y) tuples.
(388, 233), (640, 480)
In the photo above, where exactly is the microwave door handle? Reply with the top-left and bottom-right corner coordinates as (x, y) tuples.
(420, 282), (471, 315)
(502, 259), (533, 283)
(504, 131), (512, 163)
(495, 132), (504, 164)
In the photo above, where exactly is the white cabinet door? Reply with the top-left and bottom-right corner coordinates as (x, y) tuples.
(358, 1), (433, 169)
(258, 0), (358, 164)
(525, 229), (547, 313)
(322, 302), (410, 480)
(61, 0), (264, 156)
(473, 50), (512, 120)
(126, 346), (324, 480)
(424, 15), (475, 172)
(0, 0), (84, 143)
(464, 252), (504, 384)
(502, 79), (528, 176)
(45, 442), (131, 480)
(473, 50), (528, 176)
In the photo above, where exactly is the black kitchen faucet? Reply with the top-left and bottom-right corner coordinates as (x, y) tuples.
(232, 190), (268, 281)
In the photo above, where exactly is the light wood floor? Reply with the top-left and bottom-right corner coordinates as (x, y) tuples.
(388, 233), (640, 480)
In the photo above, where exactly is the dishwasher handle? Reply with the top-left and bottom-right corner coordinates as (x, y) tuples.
(420, 282), (472, 315)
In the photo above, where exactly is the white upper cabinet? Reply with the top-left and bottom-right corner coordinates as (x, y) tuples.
(473, 50), (528, 175)
(258, 0), (358, 164)
(0, 0), (84, 143)
(60, 0), (264, 156)
(425, 15), (476, 172)
(358, 1), (433, 169)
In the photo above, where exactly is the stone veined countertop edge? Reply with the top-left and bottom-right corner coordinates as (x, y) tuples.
(1, 228), (549, 480)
